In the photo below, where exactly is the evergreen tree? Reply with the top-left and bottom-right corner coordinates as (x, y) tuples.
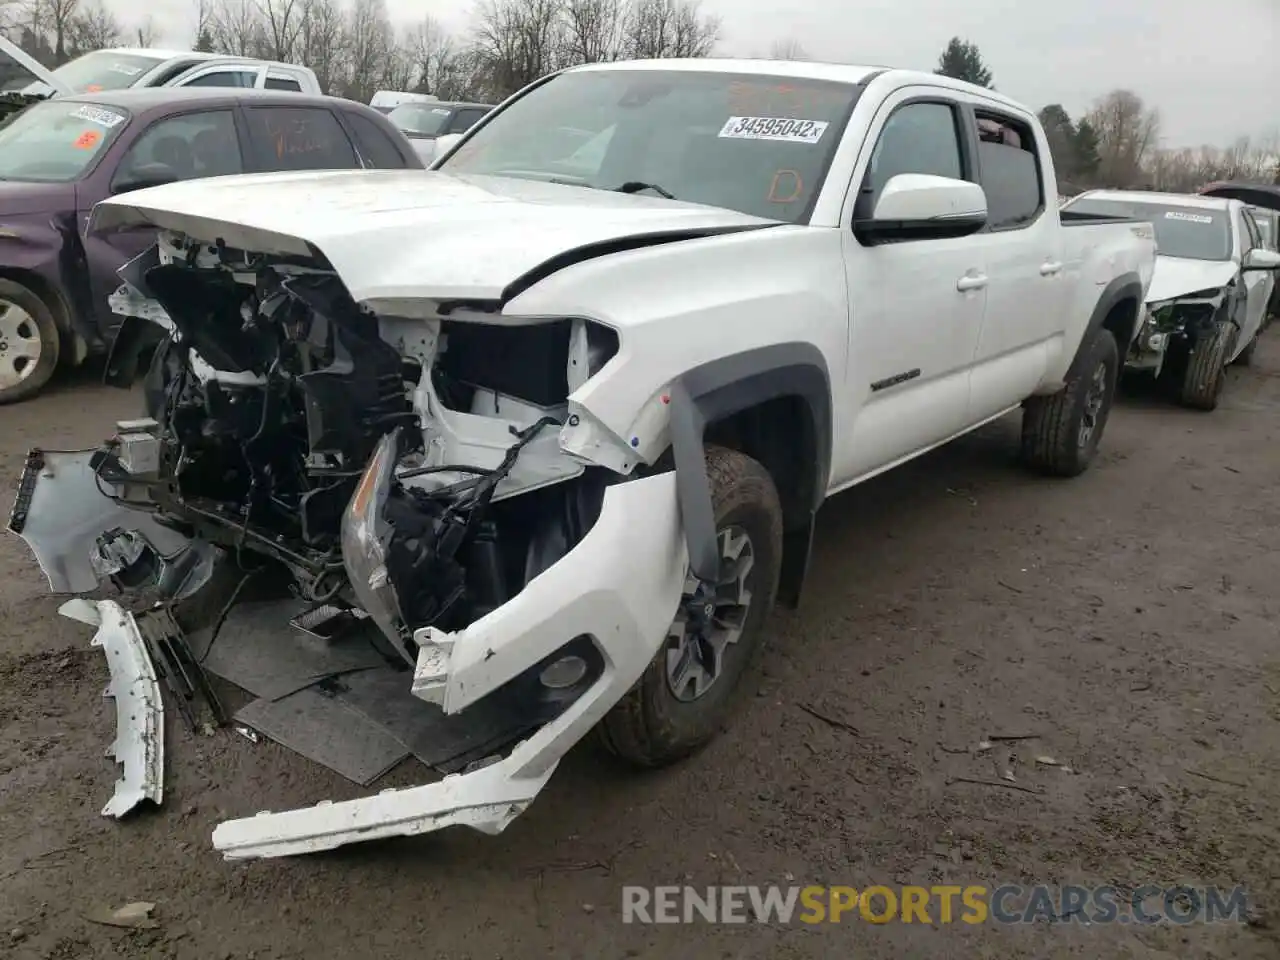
(1073, 119), (1101, 181)
(194, 28), (215, 53)
(1037, 104), (1079, 181)
(935, 37), (993, 88)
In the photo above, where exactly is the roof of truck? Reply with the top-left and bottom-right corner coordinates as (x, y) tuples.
(96, 47), (220, 61)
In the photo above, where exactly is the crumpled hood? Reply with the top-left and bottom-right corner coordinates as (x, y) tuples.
(90, 170), (776, 304)
(1146, 256), (1238, 304)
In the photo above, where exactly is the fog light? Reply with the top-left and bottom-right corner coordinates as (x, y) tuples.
(540, 655), (588, 689)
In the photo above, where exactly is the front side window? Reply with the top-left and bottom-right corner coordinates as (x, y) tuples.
(113, 110), (242, 188)
(183, 71), (257, 88)
(47, 51), (164, 92)
(0, 100), (128, 182)
(1064, 198), (1232, 261)
(438, 70), (859, 223)
(245, 106), (357, 170)
(265, 76), (302, 92)
(865, 101), (964, 206)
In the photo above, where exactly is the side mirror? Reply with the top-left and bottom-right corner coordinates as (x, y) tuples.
(111, 163), (180, 196)
(854, 174), (988, 244)
(429, 133), (463, 168)
(1242, 247), (1280, 271)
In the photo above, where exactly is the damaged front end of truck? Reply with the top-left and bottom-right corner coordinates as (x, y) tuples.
(7, 216), (693, 859)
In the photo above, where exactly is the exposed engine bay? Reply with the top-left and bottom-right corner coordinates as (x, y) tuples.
(96, 236), (622, 664)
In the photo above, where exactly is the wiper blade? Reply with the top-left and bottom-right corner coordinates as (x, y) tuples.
(612, 181), (676, 200)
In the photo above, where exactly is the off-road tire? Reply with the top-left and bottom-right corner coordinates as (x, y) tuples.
(0, 279), (60, 405)
(1180, 320), (1233, 411)
(1021, 328), (1119, 478)
(598, 445), (783, 768)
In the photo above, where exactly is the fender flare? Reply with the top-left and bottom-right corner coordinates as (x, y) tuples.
(667, 342), (832, 585)
(1067, 272), (1145, 380)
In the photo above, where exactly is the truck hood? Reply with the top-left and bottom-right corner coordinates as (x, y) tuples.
(0, 180), (76, 217)
(1146, 256), (1238, 303)
(91, 170), (777, 305)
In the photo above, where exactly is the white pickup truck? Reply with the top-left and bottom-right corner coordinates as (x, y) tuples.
(8, 58), (1156, 859)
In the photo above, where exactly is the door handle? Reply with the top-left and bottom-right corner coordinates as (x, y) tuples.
(956, 273), (988, 292)
(1040, 260), (1063, 276)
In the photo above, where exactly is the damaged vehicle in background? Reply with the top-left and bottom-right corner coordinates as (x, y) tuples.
(9, 58), (1155, 860)
(1063, 190), (1280, 410)
(1199, 180), (1280, 331)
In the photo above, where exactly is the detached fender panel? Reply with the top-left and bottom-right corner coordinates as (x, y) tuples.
(668, 342), (832, 582)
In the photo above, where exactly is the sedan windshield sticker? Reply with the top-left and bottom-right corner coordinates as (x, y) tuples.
(1165, 211), (1214, 224)
(74, 130), (101, 150)
(108, 63), (145, 76)
(719, 116), (830, 144)
(70, 104), (126, 128)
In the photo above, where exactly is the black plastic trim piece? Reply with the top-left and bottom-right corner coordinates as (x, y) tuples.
(1068, 272), (1145, 379)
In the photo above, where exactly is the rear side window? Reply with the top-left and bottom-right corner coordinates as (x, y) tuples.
(865, 101), (964, 205)
(265, 76), (302, 92)
(344, 111), (412, 168)
(974, 111), (1043, 229)
(245, 106), (358, 170)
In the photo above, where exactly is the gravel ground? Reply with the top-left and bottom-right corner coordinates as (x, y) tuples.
(2, 339), (1280, 960)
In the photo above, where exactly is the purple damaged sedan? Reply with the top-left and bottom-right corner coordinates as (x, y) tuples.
(0, 87), (423, 403)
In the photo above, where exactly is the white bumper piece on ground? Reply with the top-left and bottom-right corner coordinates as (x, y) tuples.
(60, 599), (166, 817)
(212, 471), (686, 860)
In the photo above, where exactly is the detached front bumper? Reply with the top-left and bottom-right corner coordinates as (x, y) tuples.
(212, 471), (685, 859)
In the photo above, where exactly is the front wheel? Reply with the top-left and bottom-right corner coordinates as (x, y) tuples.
(598, 445), (783, 768)
(0, 279), (61, 405)
(1180, 320), (1233, 411)
(1021, 328), (1119, 478)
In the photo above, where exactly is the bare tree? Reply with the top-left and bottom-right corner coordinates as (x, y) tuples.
(132, 15), (158, 47)
(405, 14), (458, 93)
(1086, 89), (1160, 189)
(623, 0), (718, 58)
(767, 37), (808, 60)
(472, 0), (567, 99)
(296, 0), (345, 93)
(345, 0), (392, 102)
(208, 0), (265, 56)
(564, 0), (622, 63)
(65, 0), (118, 55)
(255, 0), (303, 62)
(30, 0), (81, 62)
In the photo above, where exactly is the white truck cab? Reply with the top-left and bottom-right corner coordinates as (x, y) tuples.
(0, 37), (319, 99)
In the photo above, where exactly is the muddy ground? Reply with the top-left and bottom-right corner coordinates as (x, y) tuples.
(3, 339), (1280, 960)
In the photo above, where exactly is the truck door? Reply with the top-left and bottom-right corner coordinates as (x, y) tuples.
(964, 106), (1066, 423)
(840, 93), (989, 479)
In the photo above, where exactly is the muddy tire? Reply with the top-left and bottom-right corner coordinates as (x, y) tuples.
(1021, 328), (1119, 478)
(0, 279), (60, 405)
(1180, 320), (1233, 411)
(598, 445), (783, 768)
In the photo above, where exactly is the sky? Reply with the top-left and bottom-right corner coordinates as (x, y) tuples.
(136, 0), (1278, 149)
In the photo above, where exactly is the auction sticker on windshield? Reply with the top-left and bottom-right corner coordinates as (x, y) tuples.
(71, 104), (125, 128)
(1166, 211), (1214, 224)
(719, 116), (829, 144)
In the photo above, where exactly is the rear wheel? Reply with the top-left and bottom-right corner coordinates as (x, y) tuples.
(1180, 320), (1233, 411)
(1021, 328), (1119, 478)
(0, 280), (60, 405)
(598, 445), (783, 767)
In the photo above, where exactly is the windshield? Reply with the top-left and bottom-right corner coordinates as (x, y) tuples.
(438, 69), (859, 223)
(387, 103), (451, 137)
(44, 51), (164, 93)
(1066, 197), (1232, 261)
(0, 100), (127, 181)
